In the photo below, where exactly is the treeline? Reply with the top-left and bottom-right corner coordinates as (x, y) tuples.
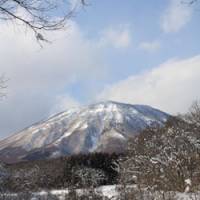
(2, 153), (119, 192)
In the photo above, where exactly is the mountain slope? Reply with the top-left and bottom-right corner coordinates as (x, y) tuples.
(0, 101), (170, 163)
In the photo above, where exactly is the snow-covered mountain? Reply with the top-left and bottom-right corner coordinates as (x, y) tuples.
(0, 101), (169, 163)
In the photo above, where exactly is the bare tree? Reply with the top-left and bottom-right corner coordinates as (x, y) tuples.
(185, 101), (200, 126)
(72, 167), (107, 188)
(0, 0), (86, 41)
(181, 0), (198, 5)
(117, 113), (200, 194)
(0, 75), (7, 99)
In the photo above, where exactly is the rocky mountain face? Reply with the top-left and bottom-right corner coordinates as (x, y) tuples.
(0, 101), (169, 163)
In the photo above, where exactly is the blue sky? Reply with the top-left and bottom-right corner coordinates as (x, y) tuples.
(67, 0), (200, 103)
(0, 0), (200, 138)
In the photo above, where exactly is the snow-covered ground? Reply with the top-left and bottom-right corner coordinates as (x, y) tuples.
(1, 185), (200, 200)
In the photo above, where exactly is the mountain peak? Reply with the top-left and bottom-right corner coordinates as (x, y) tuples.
(0, 101), (170, 163)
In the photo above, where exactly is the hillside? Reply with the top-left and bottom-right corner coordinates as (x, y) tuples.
(0, 101), (169, 163)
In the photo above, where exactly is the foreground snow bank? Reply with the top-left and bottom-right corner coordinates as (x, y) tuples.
(1, 185), (200, 200)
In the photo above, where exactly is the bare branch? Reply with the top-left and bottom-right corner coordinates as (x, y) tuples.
(0, 74), (7, 99)
(0, 0), (86, 41)
(181, 0), (198, 5)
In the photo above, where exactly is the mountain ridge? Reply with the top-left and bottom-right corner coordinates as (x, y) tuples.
(0, 101), (170, 163)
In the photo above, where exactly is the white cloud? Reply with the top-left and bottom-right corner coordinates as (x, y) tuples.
(50, 95), (80, 115)
(0, 20), (133, 138)
(0, 20), (104, 138)
(139, 40), (161, 52)
(99, 55), (200, 114)
(99, 25), (132, 49)
(161, 0), (192, 33)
